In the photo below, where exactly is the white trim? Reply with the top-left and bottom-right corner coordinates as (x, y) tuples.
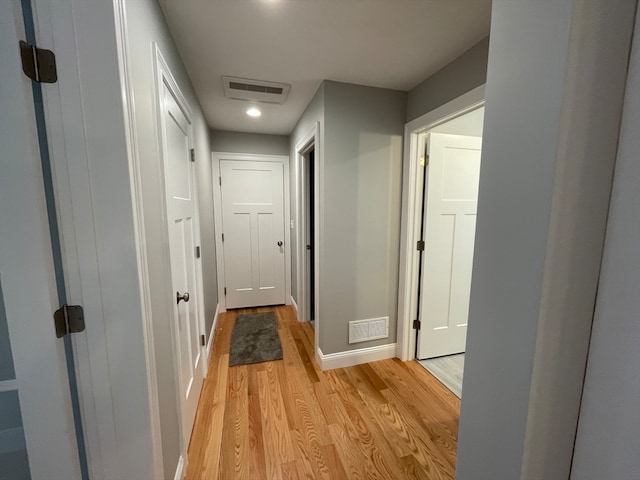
(396, 86), (485, 361)
(0, 380), (18, 393)
(206, 303), (220, 359)
(294, 124), (318, 325)
(211, 152), (292, 312)
(173, 455), (185, 480)
(318, 344), (397, 371)
(113, 4), (164, 479)
(0, 427), (26, 455)
(290, 295), (298, 317)
(291, 121), (323, 364)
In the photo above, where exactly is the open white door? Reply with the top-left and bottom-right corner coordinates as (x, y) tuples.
(220, 159), (286, 309)
(0, 2), (82, 478)
(417, 133), (482, 359)
(159, 80), (204, 454)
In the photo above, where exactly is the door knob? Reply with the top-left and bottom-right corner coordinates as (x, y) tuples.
(176, 291), (190, 304)
(277, 241), (283, 247)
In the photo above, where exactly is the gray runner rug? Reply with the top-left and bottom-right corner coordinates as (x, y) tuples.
(229, 311), (283, 366)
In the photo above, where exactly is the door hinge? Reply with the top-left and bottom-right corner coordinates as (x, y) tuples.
(224, 287), (227, 295)
(416, 240), (425, 251)
(413, 319), (421, 330)
(19, 40), (57, 83)
(195, 245), (201, 258)
(54, 305), (86, 338)
(190, 148), (195, 162)
(200, 334), (206, 346)
(222, 233), (224, 242)
(219, 176), (222, 186)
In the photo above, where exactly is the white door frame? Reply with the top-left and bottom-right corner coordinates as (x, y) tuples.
(294, 123), (321, 326)
(396, 86), (485, 361)
(30, 0), (162, 478)
(153, 43), (207, 467)
(212, 152), (292, 312)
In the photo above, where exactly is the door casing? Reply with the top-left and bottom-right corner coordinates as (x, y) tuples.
(294, 124), (320, 325)
(396, 86), (486, 362)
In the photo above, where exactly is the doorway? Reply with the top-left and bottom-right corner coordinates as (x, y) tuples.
(417, 112), (484, 397)
(212, 153), (292, 312)
(396, 87), (485, 398)
(295, 124), (320, 332)
(302, 146), (316, 325)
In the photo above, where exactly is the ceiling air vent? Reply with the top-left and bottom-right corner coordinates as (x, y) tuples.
(222, 76), (290, 105)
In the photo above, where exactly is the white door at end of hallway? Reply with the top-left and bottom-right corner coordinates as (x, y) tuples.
(417, 133), (482, 360)
(161, 82), (204, 452)
(220, 160), (286, 309)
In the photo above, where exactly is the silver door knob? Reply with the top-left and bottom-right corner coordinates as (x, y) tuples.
(176, 291), (190, 304)
(277, 241), (283, 247)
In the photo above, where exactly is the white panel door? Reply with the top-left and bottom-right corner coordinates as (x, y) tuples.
(417, 133), (482, 359)
(161, 83), (204, 451)
(220, 160), (286, 308)
(0, 2), (81, 478)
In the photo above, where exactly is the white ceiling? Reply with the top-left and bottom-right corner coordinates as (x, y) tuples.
(158, 0), (492, 135)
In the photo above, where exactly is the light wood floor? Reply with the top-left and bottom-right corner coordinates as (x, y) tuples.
(185, 306), (460, 480)
(418, 354), (465, 399)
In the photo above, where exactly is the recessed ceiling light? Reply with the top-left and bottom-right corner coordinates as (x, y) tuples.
(246, 107), (261, 118)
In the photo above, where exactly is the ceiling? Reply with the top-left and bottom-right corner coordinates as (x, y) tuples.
(158, 0), (492, 135)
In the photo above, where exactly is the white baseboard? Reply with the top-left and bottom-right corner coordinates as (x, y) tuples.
(206, 303), (220, 359)
(290, 295), (298, 317)
(318, 343), (397, 370)
(173, 455), (185, 480)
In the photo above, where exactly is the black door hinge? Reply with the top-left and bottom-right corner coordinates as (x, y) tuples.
(224, 287), (227, 295)
(54, 305), (86, 338)
(200, 334), (206, 346)
(222, 233), (225, 242)
(190, 148), (195, 162)
(195, 245), (201, 258)
(19, 40), (57, 83)
(413, 319), (421, 330)
(416, 240), (425, 251)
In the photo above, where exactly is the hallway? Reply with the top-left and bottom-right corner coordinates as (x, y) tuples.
(185, 306), (460, 479)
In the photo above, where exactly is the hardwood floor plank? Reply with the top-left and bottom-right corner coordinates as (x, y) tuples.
(248, 388), (266, 480)
(186, 306), (460, 480)
(327, 423), (366, 480)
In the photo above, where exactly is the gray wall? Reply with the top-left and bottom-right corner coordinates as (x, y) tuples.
(289, 83), (325, 303)
(456, 1), (636, 478)
(571, 8), (640, 478)
(124, 0), (216, 476)
(211, 130), (289, 156)
(406, 37), (489, 122)
(320, 81), (406, 354)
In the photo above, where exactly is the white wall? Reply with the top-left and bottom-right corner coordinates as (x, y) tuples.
(571, 8), (640, 478)
(320, 81), (406, 354)
(456, 1), (636, 479)
(123, 0), (216, 476)
(211, 130), (289, 156)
